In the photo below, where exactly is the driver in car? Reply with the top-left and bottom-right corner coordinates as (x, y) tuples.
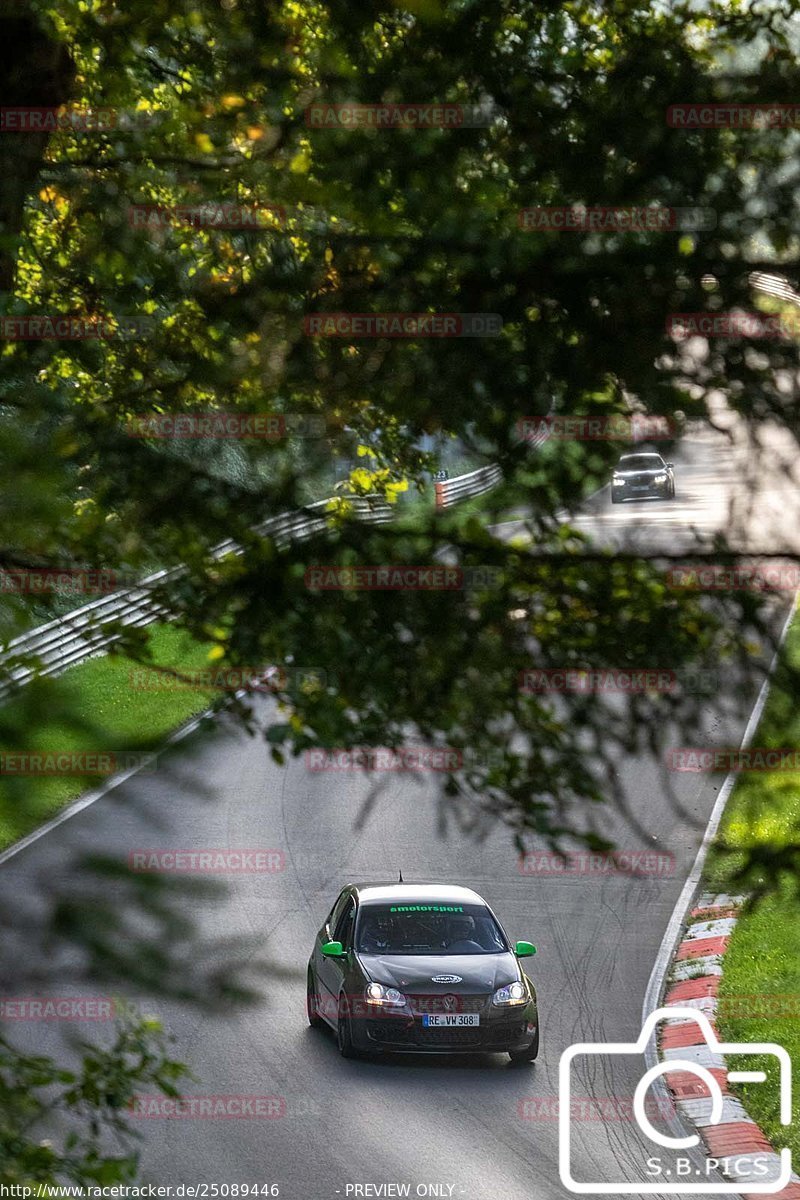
(445, 913), (484, 953)
(359, 914), (394, 953)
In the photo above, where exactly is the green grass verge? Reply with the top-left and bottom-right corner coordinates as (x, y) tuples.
(0, 624), (221, 852)
(702, 606), (800, 1157)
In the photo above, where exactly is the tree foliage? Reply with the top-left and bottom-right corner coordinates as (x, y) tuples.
(3, 0), (800, 1179)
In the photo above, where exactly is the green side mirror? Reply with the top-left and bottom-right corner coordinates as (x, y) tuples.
(322, 940), (346, 958)
(515, 940), (536, 957)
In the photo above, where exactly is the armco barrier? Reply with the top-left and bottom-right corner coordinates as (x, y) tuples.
(433, 421), (552, 510)
(434, 462), (503, 509)
(750, 271), (800, 306)
(0, 495), (392, 703)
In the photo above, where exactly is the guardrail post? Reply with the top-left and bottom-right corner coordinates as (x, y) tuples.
(434, 481), (447, 510)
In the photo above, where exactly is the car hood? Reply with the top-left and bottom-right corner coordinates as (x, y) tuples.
(615, 465), (666, 476)
(355, 952), (521, 993)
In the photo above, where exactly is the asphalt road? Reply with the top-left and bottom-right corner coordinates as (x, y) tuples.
(2, 424), (800, 1200)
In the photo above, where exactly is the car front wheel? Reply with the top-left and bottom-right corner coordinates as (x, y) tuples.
(508, 1025), (539, 1065)
(306, 968), (323, 1028)
(337, 994), (357, 1058)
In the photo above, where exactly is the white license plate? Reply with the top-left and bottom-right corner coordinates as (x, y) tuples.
(422, 1013), (480, 1027)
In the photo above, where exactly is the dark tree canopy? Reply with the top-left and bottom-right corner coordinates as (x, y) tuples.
(2, 0), (800, 1181)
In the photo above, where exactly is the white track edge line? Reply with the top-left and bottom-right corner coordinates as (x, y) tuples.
(0, 699), (230, 868)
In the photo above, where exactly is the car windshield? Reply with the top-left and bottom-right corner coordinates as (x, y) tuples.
(355, 902), (509, 956)
(617, 455), (664, 470)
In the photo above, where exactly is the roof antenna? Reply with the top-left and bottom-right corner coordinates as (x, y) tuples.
(398, 869), (404, 883)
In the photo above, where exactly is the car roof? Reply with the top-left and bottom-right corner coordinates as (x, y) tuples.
(619, 451), (663, 460)
(351, 883), (487, 906)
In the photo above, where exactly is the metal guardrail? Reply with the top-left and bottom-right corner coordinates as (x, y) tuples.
(434, 462), (504, 509)
(1, 425), (553, 693)
(433, 424), (551, 510)
(750, 271), (800, 305)
(0, 495), (392, 702)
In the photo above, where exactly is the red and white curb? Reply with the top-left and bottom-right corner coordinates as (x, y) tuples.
(659, 892), (798, 1199)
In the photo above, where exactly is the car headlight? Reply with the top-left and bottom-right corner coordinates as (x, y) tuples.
(492, 981), (527, 1006)
(365, 982), (406, 1007)
(654, 473), (667, 484)
(613, 475), (625, 484)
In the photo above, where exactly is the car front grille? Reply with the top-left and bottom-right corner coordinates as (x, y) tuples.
(406, 993), (487, 1015)
(417, 1026), (483, 1047)
(364, 1011), (529, 1049)
(366, 1019), (415, 1043)
(493, 1019), (528, 1040)
(628, 474), (656, 486)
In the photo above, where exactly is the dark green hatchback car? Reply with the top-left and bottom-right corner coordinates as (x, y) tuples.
(306, 883), (539, 1063)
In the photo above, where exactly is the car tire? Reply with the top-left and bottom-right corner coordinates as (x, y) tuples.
(336, 994), (357, 1058)
(611, 493), (620, 504)
(508, 1025), (539, 1065)
(306, 968), (323, 1029)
